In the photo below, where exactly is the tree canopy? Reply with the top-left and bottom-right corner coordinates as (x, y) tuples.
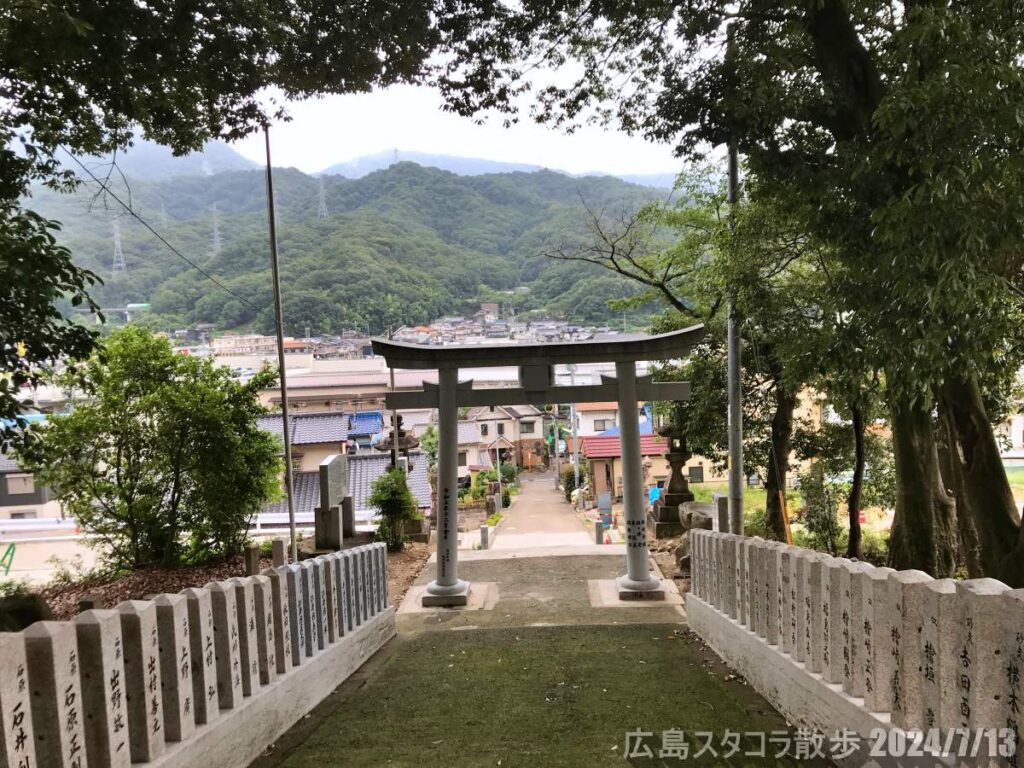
(433, 1), (1024, 581)
(18, 326), (282, 569)
(1, 0), (439, 427)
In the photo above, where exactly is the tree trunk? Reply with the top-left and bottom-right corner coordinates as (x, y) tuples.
(845, 403), (865, 560)
(936, 375), (1022, 584)
(764, 386), (797, 542)
(936, 396), (984, 578)
(1007, 525), (1024, 588)
(887, 397), (957, 576)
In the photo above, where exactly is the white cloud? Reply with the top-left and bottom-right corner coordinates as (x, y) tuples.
(231, 84), (681, 176)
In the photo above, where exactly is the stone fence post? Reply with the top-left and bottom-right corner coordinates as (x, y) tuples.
(0, 543), (392, 768)
(686, 532), (1023, 742)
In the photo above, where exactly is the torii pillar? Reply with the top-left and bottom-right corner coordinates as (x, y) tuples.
(371, 325), (704, 606)
(421, 366), (470, 606)
(615, 361), (664, 598)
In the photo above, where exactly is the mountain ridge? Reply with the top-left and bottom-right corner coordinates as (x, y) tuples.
(78, 139), (676, 189)
(31, 161), (663, 334)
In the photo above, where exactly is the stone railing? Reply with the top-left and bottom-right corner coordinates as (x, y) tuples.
(0, 543), (394, 768)
(687, 530), (1023, 764)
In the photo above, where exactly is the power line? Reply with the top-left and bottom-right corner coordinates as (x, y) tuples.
(61, 148), (260, 311)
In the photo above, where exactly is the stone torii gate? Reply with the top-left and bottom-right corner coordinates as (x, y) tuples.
(371, 325), (704, 606)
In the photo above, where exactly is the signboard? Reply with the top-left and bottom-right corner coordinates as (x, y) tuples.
(318, 454), (348, 511)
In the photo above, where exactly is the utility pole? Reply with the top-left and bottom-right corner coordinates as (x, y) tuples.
(264, 124), (298, 563)
(387, 325), (399, 470)
(495, 431), (502, 512)
(568, 365), (581, 508)
(726, 45), (745, 536)
(553, 409), (562, 488)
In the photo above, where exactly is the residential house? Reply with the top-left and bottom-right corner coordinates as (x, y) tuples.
(464, 404), (545, 469)
(257, 412), (350, 472)
(576, 402), (619, 436)
(457, 421), (487, 481)
(581, 429), (726, 500)
(348, 410), (384, 452)
(0, 453), (61, 521)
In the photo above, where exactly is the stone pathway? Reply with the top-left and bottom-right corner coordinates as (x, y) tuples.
(255, 473), (821, 767)
(491, 471), (593, 549)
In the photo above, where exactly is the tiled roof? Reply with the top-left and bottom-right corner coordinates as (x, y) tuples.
(596, 418), (654, 437)
(257, 413), (349, 446)
(465, 404), (541, 421)
(577, 401), (618, 412)
(261, 451), (430, 517)
(581, 433), (667, 459)
(504, 404), (542, 418)
(348, 410), (384, 436)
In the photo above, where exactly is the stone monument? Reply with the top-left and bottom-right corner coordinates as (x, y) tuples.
(673, 501), (714, 573)
(646, 424), (695, 538)
(314, 454), (348, 551)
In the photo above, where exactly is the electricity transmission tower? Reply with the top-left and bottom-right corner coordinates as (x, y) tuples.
(111, 218), (126, 274)
(211, 202), (222, 257)
(317, 178), (328, 219)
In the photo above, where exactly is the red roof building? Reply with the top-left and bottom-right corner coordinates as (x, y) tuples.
(580, 434), (667, 458)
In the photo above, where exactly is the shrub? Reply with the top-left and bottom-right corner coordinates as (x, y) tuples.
(370, 469), (421, 551)
(19, 327), (281, 569)
(561, 465), (577, 502)
(797, 464), (844, 556)
(859, 527), (890, 566)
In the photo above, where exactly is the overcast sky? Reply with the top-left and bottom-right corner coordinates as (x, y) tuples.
(231, 85), (682, 176)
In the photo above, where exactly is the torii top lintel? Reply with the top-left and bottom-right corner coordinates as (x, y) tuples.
(370, 324), (705, 370)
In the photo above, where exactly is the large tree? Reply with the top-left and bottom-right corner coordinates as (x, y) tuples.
(436, 0), (1024, 582)
(1, 0), (438, 432)
(19, 326), (282, 569)
(546, 171), (812, 541)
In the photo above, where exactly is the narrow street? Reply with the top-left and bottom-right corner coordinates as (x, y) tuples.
(492, 470), (593, 549)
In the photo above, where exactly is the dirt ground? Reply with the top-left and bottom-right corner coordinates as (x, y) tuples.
(35, 540), (431, 621)
(650, 538), (690, 595)
(384, 541), (431, 606)
(40, 555), (271, 620)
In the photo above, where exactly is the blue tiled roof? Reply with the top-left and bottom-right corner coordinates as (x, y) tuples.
(596, 418), (654, 437)
(348, 410), (384, 437)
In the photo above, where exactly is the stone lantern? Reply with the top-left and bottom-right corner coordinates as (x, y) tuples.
(374, 414), (420, 469)
(646, 424), (695, 538)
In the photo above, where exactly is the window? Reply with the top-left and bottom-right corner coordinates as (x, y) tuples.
(480, 424), (489, 436)
(10, 510), (37, 520)
(458, 451), (467, 467)
(688, 465), (705, 483)
(594, 419), (612, 432)
(5, 474), (34, 495)
(521, 421), (535, 434)
(497, 422), (505, 435)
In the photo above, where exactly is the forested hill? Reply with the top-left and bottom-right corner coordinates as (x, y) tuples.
(29, 162), (666, 333)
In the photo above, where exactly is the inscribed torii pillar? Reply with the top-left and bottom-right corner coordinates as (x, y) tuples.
(372, 325), (704, 605)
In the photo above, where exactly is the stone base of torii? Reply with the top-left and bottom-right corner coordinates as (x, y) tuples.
(371, 326), (704, 606)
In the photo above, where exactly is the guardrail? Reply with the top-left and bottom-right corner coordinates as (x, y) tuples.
(0, 518), (79, 536)
(687, 530), (1023, 765)
(0, 543), (394, 768)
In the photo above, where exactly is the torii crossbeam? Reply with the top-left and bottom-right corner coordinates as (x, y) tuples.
(371, 325), (704, 606)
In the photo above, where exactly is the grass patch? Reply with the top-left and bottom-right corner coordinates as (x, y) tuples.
(270, 624), (826, 768)
(485, 511), (503, 527)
